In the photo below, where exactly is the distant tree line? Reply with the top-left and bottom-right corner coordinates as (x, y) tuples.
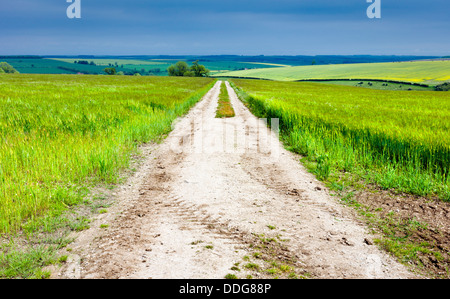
(167, 60), (209, 77)
(74, 60), (96, 66)
(103, 67), (147, 76)
(0, 56), (41, 59)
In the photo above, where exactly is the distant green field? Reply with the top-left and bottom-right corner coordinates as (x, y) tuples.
(48, 58), (172, 76)
(0, 58), (108, 74)
(6, 57), (449, 84)
(192, 61), (282, 73)
(218, 61), (450, 86)
(1, 57), (283, 77)
(5, 56), (446, 81)
(50, 58), (167, 66)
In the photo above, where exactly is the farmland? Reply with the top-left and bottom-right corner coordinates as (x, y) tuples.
(0, 56), (285, 77)
(1, 72), (449, 279)
(218, 61), (450, 86)
(0, 58), (108, 75)
(306, 80), (434, 91)
(0, 57), (172, 76)
(230, 79), (450, 201)
(0, 74), (214, 234)
(2, 55), (443, 78)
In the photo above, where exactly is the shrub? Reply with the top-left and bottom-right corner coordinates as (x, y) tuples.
(0, 62), (19, 73)
(168, 60), (209, 77)
(435, 82), (450, 91)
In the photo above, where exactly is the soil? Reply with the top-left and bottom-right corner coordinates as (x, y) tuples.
(52, 81), (420, 279)
(351, 186), (450, 278)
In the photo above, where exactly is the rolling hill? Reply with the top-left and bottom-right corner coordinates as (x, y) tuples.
(215, 60), (450, 86)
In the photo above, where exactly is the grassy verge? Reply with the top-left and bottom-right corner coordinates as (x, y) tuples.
(323, 172), (450, 278)
(0, 189), (114, 279)
(215, 82), (235, 118)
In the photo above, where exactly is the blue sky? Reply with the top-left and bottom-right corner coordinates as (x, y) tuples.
(0, 0), (448, 56)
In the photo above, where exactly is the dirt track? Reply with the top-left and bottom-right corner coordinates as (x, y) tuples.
(54, 81), (418, 279)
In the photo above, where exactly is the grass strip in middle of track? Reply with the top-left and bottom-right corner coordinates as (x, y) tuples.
(216, 82), (236, 118)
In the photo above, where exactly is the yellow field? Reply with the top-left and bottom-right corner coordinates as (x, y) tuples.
(216, 61), (450, 85)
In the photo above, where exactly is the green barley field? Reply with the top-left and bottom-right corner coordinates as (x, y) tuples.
(0, 74), (214, 233)
(230, 79), (450, 200)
